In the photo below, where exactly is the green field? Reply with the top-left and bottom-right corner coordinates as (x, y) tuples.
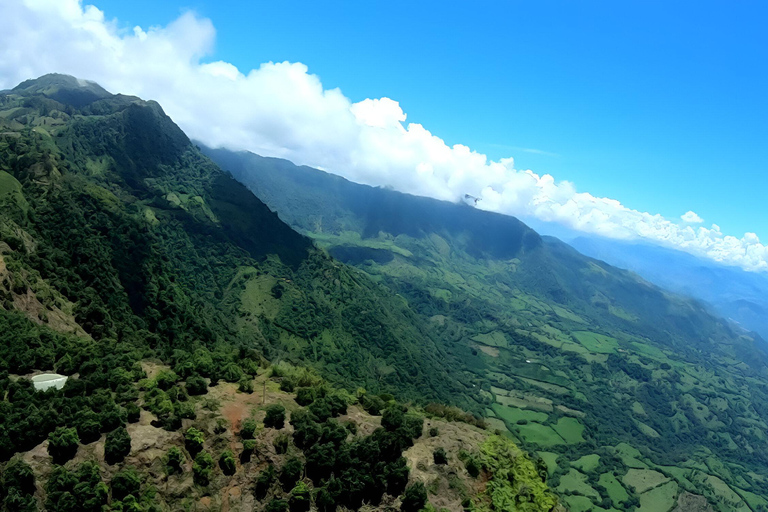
(557, 469), (599, 498)
(623, 469), (670, 493)
(539, 451), (560, 476)
(573, 454), (600, 472)
(636, 481), (678, 512)
(599, 472), (629, 504)
(490, 403), (548, 424)
(572, 331), (619, 353)
(515, 423), (565, 447)
(552, 417), (586, 444)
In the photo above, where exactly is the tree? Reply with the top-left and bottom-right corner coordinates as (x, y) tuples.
(184, 427), (205, 456)
(111, 467), (141, 500)
(264, 404), (286, 429)
(433, 447), (448, 465)
(240, 418), (257, 439)
(105, 427), (131, 464)
(166, 446), (184, 473)
(241, 439), (257, 463)
(193, 451), (214, 486)
(219, 449), (236, 476)
(265, 499), (288, 512)
(289, 481), (311, 512)
(401, 482), (428, 512)
(2, 457), (36, 496)
(186, 374), (208, 395)
(280, 457), (303, 490)
(48, 426), (80, 464)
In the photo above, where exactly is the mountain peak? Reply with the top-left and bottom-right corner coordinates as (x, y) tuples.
(10, 73), (112, 107)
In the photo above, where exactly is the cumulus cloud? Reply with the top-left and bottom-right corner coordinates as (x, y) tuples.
(1, 0), (767, 272)
(681, 211), (704, 224)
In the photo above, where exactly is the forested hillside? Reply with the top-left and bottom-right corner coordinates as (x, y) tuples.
(205, 146), (768, 512)
(0, 74), (561, 511)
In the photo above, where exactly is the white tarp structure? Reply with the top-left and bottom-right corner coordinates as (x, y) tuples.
(31, 373), (68, 391)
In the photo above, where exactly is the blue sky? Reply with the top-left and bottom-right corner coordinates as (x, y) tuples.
(93, 0), (768, 239)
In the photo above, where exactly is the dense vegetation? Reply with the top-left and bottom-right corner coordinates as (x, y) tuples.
(0, 74), (557, 511)
(206, 146), (768, 512)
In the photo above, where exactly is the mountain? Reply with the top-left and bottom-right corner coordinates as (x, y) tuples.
(0, 75), (563, 511)
(567, 236), (768, 342)
(203, 146), (768, 512)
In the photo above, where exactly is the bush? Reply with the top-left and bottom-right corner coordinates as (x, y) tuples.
(240, 418), (257, 439)
(401, 482), (428, 512)
(186, 375), (208, 395)
(465, 457), (481, 478)
(166, 446), (184, 473)
(48, 427), (80, 464)
(274, 433), (290, 454)
(280, 378), (296, 393)
(241, 439), (257, 463)
(219, 450), (237, 476)
(429, 427), (439, 437)
(111, 467), (141, 500)
(238, 377), (254, 394)
(289, 481), (311, 512)
(185, 427), (205, 456)
(266, 499), (288, 512)
(2, 457), (36, 495)
(433, 447), (448, 465)
(193, 451), (214, 486)
(105, 427), (132, 464)
(255, 464), (276, 498)
(280, 457), (303, 490)
(125, 402), (141, 423)
(294, 387), (316, 406)
(264, 404), (286, 429)
(361, 394), (385, 415)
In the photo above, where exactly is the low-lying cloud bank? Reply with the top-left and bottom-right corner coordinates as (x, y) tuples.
(2, 0), (766, 271)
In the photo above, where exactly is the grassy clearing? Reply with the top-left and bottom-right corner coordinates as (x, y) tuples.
(557, 469), (599, 498)
(623, 468), (670, 493)
(572, 331), (619, 353)
(552, 417), (585, 444)
(636, 481), (678, 512)
(573, 454), (600, 472)
(490, 404), (548, 424)
(599, 472), (629, 504)
(515, 423), (565, 447)
(539, 451), (559, 476)
(471, 331), (508, 347)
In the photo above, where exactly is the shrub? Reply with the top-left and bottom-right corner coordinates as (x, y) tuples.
(2, 457), (36, 495)
(155, 370), (179, 390)
(289, 481), (311, 512)
(193, 451), (214, 486)
(186, 375), (208, 395)
(105, 427), (131, 464)
(429, 427), (439, 437)
(255, 464), (276, 498)
(166, 446), (184, 473)
(111, 467), (141, 500)
(48, 427), (80, 464)
(280, 457), (303, 490)
(280, 378), (296, 393)
(219, 450), (237, 476)
(241, 439), (257, 463)
(238, 377), (254, 394)
(266, 499), (288, 512)
(240, 418), (257, 439)
(184, 427), (205, 456)
(294, 387), (316, 406)
(361, 394), (385, 415)
(433, 447), (448, 465)
(125, 403), (141, 423)
(401, 482), (428, 512)
(274, 433), (290, 454)
(465, 457), (481, 478)
(264, 404), (286, 429)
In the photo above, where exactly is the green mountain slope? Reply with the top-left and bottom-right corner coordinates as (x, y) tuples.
(0, 75), (564, 511)
(204, 146), (768, 512)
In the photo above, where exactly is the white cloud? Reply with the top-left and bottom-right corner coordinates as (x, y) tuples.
(681, 211), (704, 224)
(1, 0), (767, 272)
